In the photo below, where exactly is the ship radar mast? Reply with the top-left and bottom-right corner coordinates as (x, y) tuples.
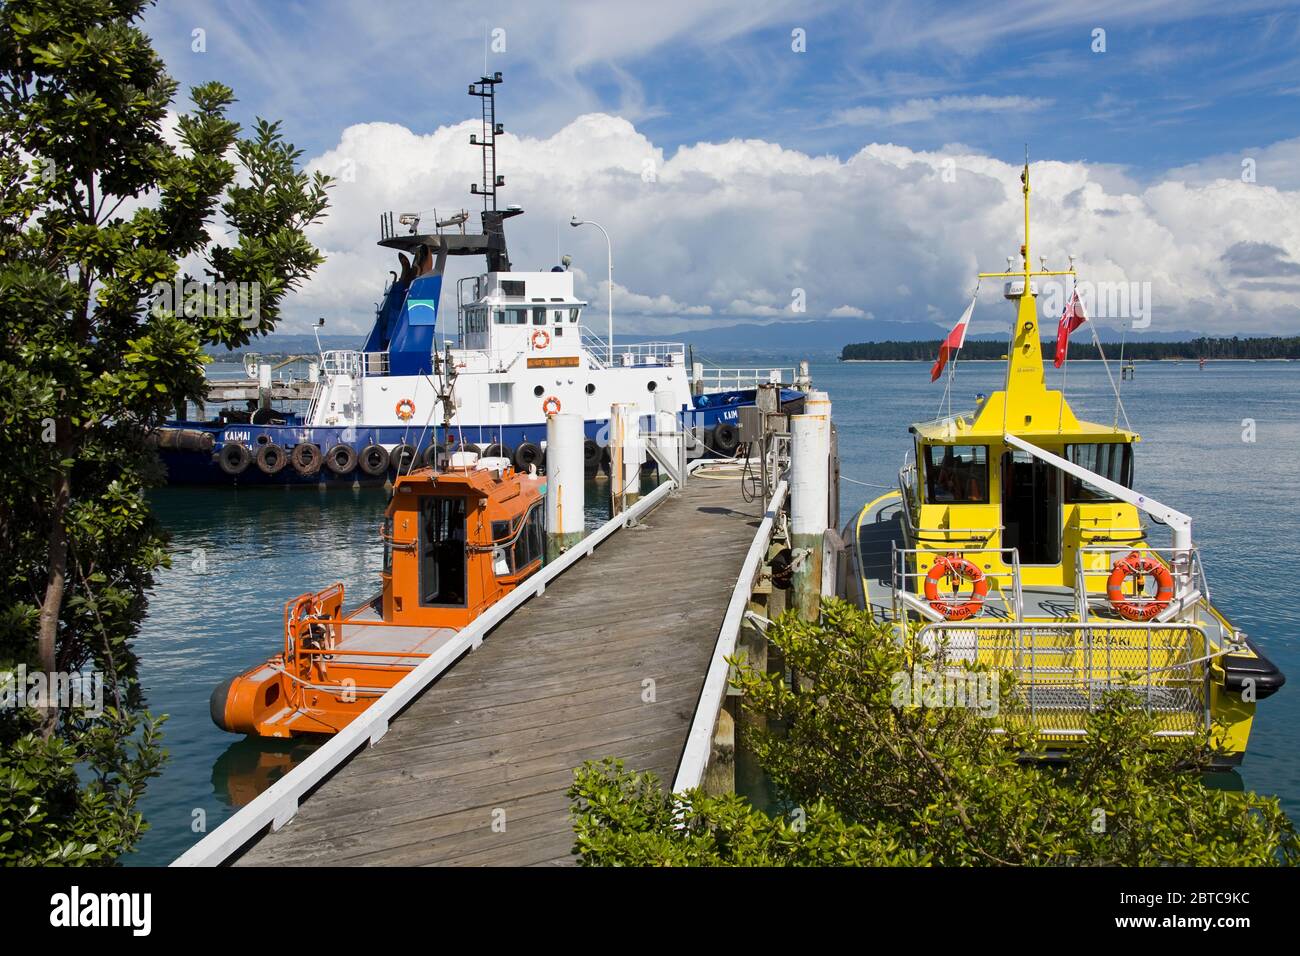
(376, 71), (520, 273)
(973, 155), (1076, 423)
(469, 72), (504, 213)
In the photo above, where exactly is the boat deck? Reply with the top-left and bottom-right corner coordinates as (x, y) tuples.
(332, 610), (459, 667)
(233, 473), (763, 866)
(852, 491), (1231, 640)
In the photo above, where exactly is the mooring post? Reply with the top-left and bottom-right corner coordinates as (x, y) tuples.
(546, 412), (585, 559)
(653, 389), (682, 487)
(609, 402), (642, 516)
(790, 411), (830, 622)
(797, 359), (811, 391)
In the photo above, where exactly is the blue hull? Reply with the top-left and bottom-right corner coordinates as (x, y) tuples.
(158, 388), (804, 487)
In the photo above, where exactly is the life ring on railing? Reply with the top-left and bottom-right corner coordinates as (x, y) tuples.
(531, 329), (551, 350)
(395, 398), (416, 421)
(542, 395), (562, 416)
(923, 554), (989, 621)
(1106, 551), (1174, 621)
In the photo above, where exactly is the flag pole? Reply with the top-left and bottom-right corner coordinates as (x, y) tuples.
(1058, 277), (1074, 435)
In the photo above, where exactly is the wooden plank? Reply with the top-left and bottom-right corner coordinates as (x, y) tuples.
(234, 476), (760, 867)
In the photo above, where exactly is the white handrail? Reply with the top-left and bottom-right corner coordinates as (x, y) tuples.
(672, 478), (788, 794)
(172, 473), (685, 867)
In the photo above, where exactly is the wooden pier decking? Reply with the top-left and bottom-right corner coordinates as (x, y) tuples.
(234, 472), (762, 866)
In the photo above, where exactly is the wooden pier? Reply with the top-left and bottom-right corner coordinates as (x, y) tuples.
(233, 473), (764, 866)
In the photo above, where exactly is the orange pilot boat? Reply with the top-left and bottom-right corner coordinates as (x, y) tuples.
(210, 454), (547, 737)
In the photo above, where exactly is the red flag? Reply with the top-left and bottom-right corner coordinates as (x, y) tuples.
(931, 297), (975, 382)
(1053, 290), (1088, 368)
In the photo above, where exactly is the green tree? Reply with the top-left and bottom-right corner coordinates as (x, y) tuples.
(569, 601), (1298, 866)
(0, 0), (330, 863)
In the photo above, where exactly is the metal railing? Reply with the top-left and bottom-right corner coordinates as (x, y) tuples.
(1074, 544), (1209, 622)
(694, 366), (794, 392)
(172, 468), (694, 867)
(673, 478), (788, 793)
(892, 545), (1025, 623)
(319, 349), (389, 378)
(915, 620), (1214, 737)
(580, 328), (687, 369)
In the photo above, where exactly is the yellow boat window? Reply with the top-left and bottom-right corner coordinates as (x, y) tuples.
(923, 444), (989, 504)
(1065, 443), (1132, 502)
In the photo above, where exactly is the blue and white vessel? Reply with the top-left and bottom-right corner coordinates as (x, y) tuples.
(156, 73), (807, 486)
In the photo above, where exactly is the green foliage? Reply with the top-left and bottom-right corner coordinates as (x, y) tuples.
(840, 335), (1300, 362)
(0, 0), (330, 862)
(0, 709), (165, 865)
(569, 601), (1299, 866)
(571, 758), (928, 866)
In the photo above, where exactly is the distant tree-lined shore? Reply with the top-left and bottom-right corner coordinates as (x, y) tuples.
(841, 335), (1300, 362)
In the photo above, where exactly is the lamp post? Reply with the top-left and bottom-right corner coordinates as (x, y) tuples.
(570, 216), (613, 365)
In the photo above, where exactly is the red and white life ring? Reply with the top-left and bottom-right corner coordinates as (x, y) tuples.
(1106, 551), (1174, 621)
(395, 398), (416, 421)
(923, 554), (989, 621)
(542, 395), (562, 416)
(531, 329), (551, 350)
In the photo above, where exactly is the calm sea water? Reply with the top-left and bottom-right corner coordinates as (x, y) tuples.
(126, 357), (1300, 865)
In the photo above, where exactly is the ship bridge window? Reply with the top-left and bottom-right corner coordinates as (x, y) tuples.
(512, 505), (544, 572)
(418, 496), (467, 607)
(499, 280), (525, 297)
(569, 308), (580, 323)
(499, 307), (526, 325)
(495, 505), (544, 576)
(1065, 443), (1132, 503)
(532, 307), (546, 325)
(923, 444), (988, 504)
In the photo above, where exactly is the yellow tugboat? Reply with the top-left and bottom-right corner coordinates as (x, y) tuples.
(851, 162), (1283, 764)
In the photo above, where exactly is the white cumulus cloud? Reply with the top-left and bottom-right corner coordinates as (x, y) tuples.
(289, 114), (1300, 339)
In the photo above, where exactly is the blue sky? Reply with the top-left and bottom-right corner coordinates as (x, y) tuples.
(146, 1), (1300, 175)
(142, 1), (1300, 338)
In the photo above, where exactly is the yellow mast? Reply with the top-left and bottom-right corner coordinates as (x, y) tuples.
(973, 157), (1076, 429)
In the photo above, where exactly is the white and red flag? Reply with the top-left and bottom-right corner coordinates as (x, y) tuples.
(930, 297), (976, 382)
(1053, 290), (1088, 368)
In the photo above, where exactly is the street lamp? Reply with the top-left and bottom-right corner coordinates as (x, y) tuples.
(570, 215), (613, 365)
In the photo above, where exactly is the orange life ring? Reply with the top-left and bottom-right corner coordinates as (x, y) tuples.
(531, 329), (550, 350)
(542, 395), (562, 416)
(395, 398), (416, 421)
(923, 554), (989, 621)
(1106, 551), (1174, 621)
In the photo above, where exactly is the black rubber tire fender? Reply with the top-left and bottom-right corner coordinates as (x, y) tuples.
(390, 443), (418, 473)
(712, 421), (740, 456)
(256, 442), (289, 475)
(324, 443), (357, 475)
(217, 442), (251, 475)
(513, 441), (544, 473)
(290, 442), (322, 476)
(358, 443), (390, 476)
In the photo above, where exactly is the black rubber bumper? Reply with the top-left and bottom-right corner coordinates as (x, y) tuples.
(1223, 639), (1286, 700)
(209, 675), (236, 731)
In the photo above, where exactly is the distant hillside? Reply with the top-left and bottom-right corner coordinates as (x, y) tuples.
(206, 334), (363, 363)
(841, 335), (1300, 362)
